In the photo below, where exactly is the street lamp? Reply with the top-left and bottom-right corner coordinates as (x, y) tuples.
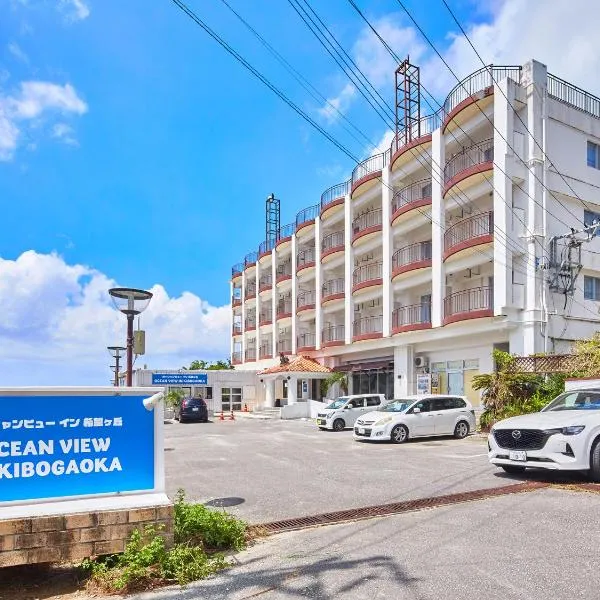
(108, 288), (153, 387)
(107, 346), (126, 387)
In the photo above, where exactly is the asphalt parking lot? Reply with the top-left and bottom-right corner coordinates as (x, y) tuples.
(163, 417), (549, 523)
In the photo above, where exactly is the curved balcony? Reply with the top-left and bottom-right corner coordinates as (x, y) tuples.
(444, 139), (494, 197)
(390, 113), (439, 171)
(444, 212), (493, 261)
(322, 278), (345, 305)
(297, 332), (316, 352)
(244, 347), (256, 362)
(277, 338), (292, 356)
(276, 298), (293, 320)
(276, 263), (292, 285)
(322, 324), (345, 348)
(259, 274), (272, 293)
(442, 65), (521, 132)
(232, 291), (242, 307)
(392, 241), (432, 279)
(296, 204), (319, 235)
(297, 289), (316, 313)
(244, 251), (258, 270)
(297, 248), (316, 273)
(244, 283), (256, 300)
(259, 311), (273, 327)
(351, 153), (385, 197)
(321, 230), (344, 262)
(352, 208), (382, 245)
(231, 263), (244, 280)
(321, 180), (349, 218)
(392, 303), (432, 335)
(232, 323), (242, 336)
(352, 262), (383, 294)
(259, 239), (275, 261)
(391, 179), (432, 226)
(244, 318), (256, 332)
(259, 344), (273, 360)
(232, 351), (242, 365)
(353, 315), (383, 342)
(276, 223), (295, 250)
(444, 286), (493, 325)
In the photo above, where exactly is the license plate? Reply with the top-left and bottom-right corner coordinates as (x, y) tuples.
(317, 419), (325, 425)
(358, 428), (365, 434)
(509, 450), (527, 462)
(192, 407), (199, 412)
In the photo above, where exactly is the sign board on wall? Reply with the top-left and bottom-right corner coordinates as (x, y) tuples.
(151, 373), (208, 386)
(0, 388), (165, 511)
(416, 374), (432, 395)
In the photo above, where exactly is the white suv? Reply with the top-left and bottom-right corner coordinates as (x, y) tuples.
(316, 394), (386, 431)
(353, 395), (476, 443)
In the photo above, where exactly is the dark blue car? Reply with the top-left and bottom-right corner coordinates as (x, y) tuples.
(175, 397), (208, 423)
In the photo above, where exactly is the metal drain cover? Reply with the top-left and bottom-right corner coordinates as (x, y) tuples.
(205, 497), (245, 508)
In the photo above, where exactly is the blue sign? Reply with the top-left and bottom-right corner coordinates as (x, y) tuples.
(151, 373), (208, 385)
(0, 395), (154, 503)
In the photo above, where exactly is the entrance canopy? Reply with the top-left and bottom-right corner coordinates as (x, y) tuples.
(258, 355), (333, 379)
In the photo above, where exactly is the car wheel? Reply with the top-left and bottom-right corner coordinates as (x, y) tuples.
(589, 438), (600, 482)
(333, 419), (345, 432)
(500, 465), (526, 475)
(390, 424), (408, 444)
(454, 421), (469, 439)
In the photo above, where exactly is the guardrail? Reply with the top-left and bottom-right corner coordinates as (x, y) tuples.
(297, 289), (316, 308)
(353, 261), (383, 286)
(244, 283), (256, 298)
(297, 332), (316, 349)
(259, 310), (272, 325)
(244, 251), (258, 267)
(277, 338), (292, 353)
(352, 208), (382, 236)
(444, 212), (493, 254)
(276, 298), (293, 317)
(296, 204), (319, 229)
(322, 230), (344, 252)
(444, 286), (492, 319)
(244, 347), (256, 361)
(259, 344), (273, 359)
(297, 248), (316, 267)
(322, 324), (345, 344)
(231, 351), (242, 363)
(353, 315), (383, 336)
(278, 222), (295, 240)
(322, 278), (345, 298)
(392, 179), (432, 214)
(391, 113), (440, 154)
(259, 273), (272, 291)
(231, 263), (244, 278)
(321, 181), (349, 210)
(259, 239), (276, 256)
(444, 138), (494, 184)
(547, 73), (600, 119)
(351, 153), (385, 187)
(392, 241), (432, 270)
(392, 303), (431, 329)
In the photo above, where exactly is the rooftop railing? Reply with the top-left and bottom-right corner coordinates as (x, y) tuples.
(278, 222), (295, 240)
(321, 180), (349, 210)
(259, 239), (276, 256)
(244, 251), (258, 267)
(296, 204), (319, 229)
(231, 263), (244, 278)
(351, 152), (385, 187)
(548, 73), (600, 119)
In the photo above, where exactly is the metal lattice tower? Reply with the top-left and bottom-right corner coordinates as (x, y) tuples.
(395, 57), (421, 145)
(266, 193), (280, 244)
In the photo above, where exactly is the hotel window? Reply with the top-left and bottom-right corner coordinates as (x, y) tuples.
(587, 141), (600, 169)
(584, 276), (600, 301)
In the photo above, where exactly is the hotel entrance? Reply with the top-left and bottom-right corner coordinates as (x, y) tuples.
(345, 360), (394, 399)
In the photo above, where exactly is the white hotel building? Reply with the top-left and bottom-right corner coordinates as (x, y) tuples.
(229, 60), (600, 407)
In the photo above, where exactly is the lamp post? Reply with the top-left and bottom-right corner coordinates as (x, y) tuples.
(107, 346), (126, 387)
(108, 288), (153, 386)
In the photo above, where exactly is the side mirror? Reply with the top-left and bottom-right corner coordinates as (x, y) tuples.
(346, 405), (353, 409)
(413, 407), (421, 414)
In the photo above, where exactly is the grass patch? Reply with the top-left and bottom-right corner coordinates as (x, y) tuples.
(81, 490), (247, 594)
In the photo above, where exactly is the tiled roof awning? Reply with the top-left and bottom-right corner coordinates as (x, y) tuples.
(258, 355), (333, 376)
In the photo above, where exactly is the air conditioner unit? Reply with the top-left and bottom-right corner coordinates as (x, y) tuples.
(414, 356), (429, 368)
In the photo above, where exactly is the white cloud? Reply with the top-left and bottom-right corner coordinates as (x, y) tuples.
(370, 129), (395, 157)
(52, 122), (78, 146)
(59, 0), (90, 22)
(318, 83), (356, 123)
(7, 42), (29, 64)
(0, 251), (231, 385)
(0, 80), (87, 160)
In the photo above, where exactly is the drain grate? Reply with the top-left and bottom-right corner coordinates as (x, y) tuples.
(248, 482), (549, 536)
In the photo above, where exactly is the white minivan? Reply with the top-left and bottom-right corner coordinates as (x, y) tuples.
(316, 394), (386, 431)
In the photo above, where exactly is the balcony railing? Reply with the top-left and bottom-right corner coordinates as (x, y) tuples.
(353, 315), (383, 338)
(322, 324), (345, 345)
(548, 73), (600, 119)
(444, 286), (493, 322)
(244, 318), (256, 331)
(245, 347), (256, 361)
(322, 231), (344, 254)
(277, 338), (292, 354)
(278, 222), (295, 241)
(391, 179), (432, 215)
(259, 239), (275, 256)
(244, 283), (256, 299)
(296, 204), (319, 230)
(322, 278), (345, 300)
(259, 274), (272, 291)
(276, 262), (292, 282)
(297, 248), (316, 268)
(392, 303), (431, 331)
(232, 289), (242, 306)
(352, 208), (382, 238)
(321, 180), (349, 210)
(232, 263), (244, 278)
(392, 241), (432, 271)
(276, 298), (293, 318)
(443, 65), (521, 117)
(444, 138), (494, 185)
(297, 332), (316, 349)
(259, 344), (273, 359)
(297, 289), (316, 310)
(232, 351), (242, 364)
(259, 311), (272, 325)
(244, 251), (258, 267)
(353, 261), (383, 287)
(444, 212), (493, 257)
(232, 323), (242, 335)
(351, 153), (385, 188)
(391, 113), (440, 155)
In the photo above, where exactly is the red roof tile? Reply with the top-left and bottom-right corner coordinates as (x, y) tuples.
(258, 355), (333, 375)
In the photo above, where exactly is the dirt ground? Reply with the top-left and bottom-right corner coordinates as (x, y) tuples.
(0, 564), (90, 600)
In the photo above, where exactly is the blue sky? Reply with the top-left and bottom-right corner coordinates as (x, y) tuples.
(1, 0), (599, 383)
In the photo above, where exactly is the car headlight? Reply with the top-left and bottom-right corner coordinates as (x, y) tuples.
(374, 416), (393, 426)
(546, 426), (585, 436)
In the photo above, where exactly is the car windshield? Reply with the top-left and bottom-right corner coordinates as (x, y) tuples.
(326, 397), (350, 410)
(379, 399), (414, 413)
(542, 390), (600, 412)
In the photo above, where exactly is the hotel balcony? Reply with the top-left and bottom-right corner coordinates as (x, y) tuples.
(352, 208), (382, 246)
(259, 273), (272, 294)
(276, 261), (292, 285)
(296, 204), (319, 237)
(276, 297), (293, 320)
(353, 315), (383, 342)
(352, 261), (383, 295)
(259, 310), (273, 327)
(351, 152), (385, 197)
(232, 289), (242, 307)
(322, 278), (345, 305)
(443, 286), (493, 325)
(390, 113), (437, 172)
(277, 338), (292, 356)
(391, 241), (432, 280)
(297, 332), (316, 352)
(392, 303), (432, 335)
(244, 251), (258, 271)
(244, 347), (256, 362)
(232, 351), (242, 365)
(391, 179), (432, 227)
(297, 247), (316, 274)
(232, 322), (242, 336)
(244, 282), (256, 300)
(444, 138), (494, 197)
(297, 289), (316, 314)
(321, 230), (344, 262)
(231, 263), (243, 281)
(322, 324), (345, 348)
(259, 343), (273, 360)
(244, 317), (256, 332)
(276, 223), (295, 251)
(444, 212), (493, 261)
(258, 239), (275, 262)
(321, 181), (348, 219)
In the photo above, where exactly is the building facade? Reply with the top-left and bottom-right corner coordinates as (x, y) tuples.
(230, 59), (600, 407)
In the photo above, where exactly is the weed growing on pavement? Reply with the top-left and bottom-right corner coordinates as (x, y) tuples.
(80, 491), (247, 593)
